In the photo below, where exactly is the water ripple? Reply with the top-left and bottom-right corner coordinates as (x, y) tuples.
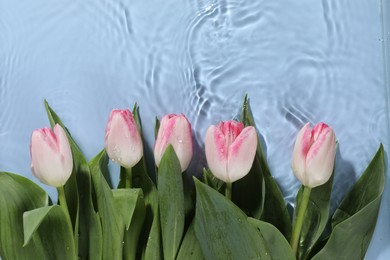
(0, 2), (388, 247)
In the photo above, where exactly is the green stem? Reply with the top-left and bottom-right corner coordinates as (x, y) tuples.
(57, 186), (72, 230)
(119, 167), (133, 188)
(290, 186), (312, 257)
(125, 167), (133, 188)
(225, 182), (232, 200)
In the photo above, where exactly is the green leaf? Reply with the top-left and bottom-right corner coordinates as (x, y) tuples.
(182, 174), (195, 219)
(132, 103), (142, 132)
(248, 218), (295, 260)
(176, 222), (204, 260)
(0, 172), (48, 259)
(44, 100), (102, 259)
(44, 100), (79, 231)
(23, 205), (77, 260)
(194, 178), (271, 260)
(144, 211), (162, 260)
(155, 117), (160, 139)
(131, 105), (162, 260)
(294, 173), (334, 259)
(238, 95), (291, 239)
(89, 150), (136, 259)
(132, 156), (162, 260)
(113, 189), (146, 260)
(232, 146), (265, 218)
(202, 168), (224, 193)
(158, 145), (185, 260)
(313, 145), (385, 260)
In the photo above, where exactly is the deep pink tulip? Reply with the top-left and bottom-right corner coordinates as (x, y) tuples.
(292, 122), (336, 188)
(105, 109), (143, 168)
(30, 124), (73, 187)
(205, 120), (257, 183)
(154, 114), (193, 172)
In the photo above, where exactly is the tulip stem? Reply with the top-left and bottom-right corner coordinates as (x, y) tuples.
(125, 167), (133, 188)
(225, 182), (232, 200)
(290, 186), (312, 257)
(57, 185), (72, 230)
(119, 166), (133, 188)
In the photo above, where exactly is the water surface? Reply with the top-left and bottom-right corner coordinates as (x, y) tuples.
(0, 0), (389, 258)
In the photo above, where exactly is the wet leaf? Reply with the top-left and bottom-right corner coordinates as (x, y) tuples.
(0, 172), (48, 259)
(45, 100), (102, 258)
(248, 218), (295, 260)
(237, 95), (291, 239)
(176, 222), (204, 260)
(194, 178), (271, 260)
(158, 145), (185, 260)
(294, 173), (333, 259)
(313, 145), (385, 260)
(23, 205), (77, 260)
(89, 150), (144, 259)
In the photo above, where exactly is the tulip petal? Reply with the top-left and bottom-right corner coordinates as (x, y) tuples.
(292, 123), (313, 186)
(105, 110), (143, 168)
(305, 125), (336, 187)
(30, 125), (73, 187)
(219, 121), (244, 148)
(154, 114), (193, 172)
(154, 115), (176, 168)
(170, 116), (193, 171)
(205, 125), (228, 182)
(227, 126), (257, 182)
(54, 124), (73, 179)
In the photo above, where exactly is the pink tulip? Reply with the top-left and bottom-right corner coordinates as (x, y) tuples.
(292, 122), (336, 188)
(205, 120), (257, 183)
(30, 124), (73, 187)
(105, 109), (143, 168)
(154, 114), (193, 172)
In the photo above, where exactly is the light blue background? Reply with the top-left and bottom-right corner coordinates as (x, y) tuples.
(1, 0), (389, 258)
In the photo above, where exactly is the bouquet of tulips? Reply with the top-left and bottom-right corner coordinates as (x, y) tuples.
(0, 96), (385, 260)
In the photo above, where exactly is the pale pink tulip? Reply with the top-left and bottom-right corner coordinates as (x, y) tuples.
(205, 120), (257, 183)
(292, 122), (336, 188)
(30, 124), (73, 187)
(154, 114), (193, 172)
(105, 109), (143, 168)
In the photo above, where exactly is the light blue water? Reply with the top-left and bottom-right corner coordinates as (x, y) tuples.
(0, 0), (389, 258)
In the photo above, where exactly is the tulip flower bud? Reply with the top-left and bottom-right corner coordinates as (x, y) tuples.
(30, 124), (73, 187)
(105, 109), (143, 168)
(292, 122), (336, 188)
(205, 120), (257, 183)
(154, 114), (193, 172)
